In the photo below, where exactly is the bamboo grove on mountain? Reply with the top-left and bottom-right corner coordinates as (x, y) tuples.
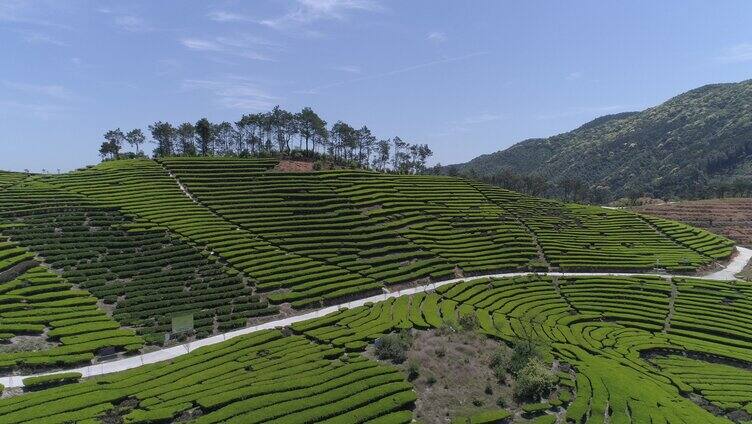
(98, 106), (433, 174)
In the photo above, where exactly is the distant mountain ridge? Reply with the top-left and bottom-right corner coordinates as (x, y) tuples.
(444, 80), (752, 201)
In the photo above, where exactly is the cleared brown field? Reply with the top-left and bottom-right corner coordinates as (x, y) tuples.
(633, 198), (752, 247)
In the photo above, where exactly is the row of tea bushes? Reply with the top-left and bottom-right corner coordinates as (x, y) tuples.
(39, 158), (735, 310)
(161, 159), (541, 286)
(4, 274), (752, 422)
(0, 171), (24, 191)
(0, 329), (415, 423)
(0, 181), (277, 344)
(0, 241), (143, 372)
(47, 159), (377, 308)
(294, 275), (750, 422)
(474, 184), (733, 271)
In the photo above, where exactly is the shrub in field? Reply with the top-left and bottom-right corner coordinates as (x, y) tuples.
(374, 331), (412, 363)
(458, 313), (479, 332)
(406, 359), (420, 381)
(514, 358), (556, 400)
(498, 339), (545, 375)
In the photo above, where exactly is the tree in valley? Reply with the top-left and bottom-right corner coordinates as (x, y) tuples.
(559, 178), (586, 202)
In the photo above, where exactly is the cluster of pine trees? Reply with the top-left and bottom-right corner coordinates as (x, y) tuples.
(99, 106), (432, 173)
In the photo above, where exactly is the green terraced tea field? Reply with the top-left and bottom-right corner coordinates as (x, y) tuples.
(0, 158), (746, 423)
(2, 274), (752, 423)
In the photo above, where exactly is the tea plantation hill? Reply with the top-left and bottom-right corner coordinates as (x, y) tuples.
(41, 158), (732, 304)
(445, 79), (752, 201)
(0, 158), (744, 423)
(0, 158), (734, 367)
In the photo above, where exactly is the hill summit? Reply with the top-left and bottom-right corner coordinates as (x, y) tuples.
(444, 79), (752, 202)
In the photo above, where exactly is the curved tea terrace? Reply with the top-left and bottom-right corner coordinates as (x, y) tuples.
(1, 246), (748, 388)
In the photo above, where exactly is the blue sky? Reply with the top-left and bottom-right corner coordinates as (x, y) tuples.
(1, 0), (752, 172)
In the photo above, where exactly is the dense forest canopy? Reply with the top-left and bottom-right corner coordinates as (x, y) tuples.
(99, 106), (433, 174)
(442, 80), (752, 203)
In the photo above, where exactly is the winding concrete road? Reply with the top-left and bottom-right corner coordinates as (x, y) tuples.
(1, 246), (749, 389)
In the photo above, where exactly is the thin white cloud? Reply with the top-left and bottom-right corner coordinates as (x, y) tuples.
(207, 10), (256, 23)
(462, 112), (504, 125)
(180, 35), (277, 61)
(0, 100), (71, 119)
(717, 43), (752, 63)
(427, 31), (447, 43)
(181, 38), (223, 52)
(16, 30), (67, 46)
(113, 15), (152, 32)
(566, 71), (582, 81)
(2, 81), (76, 101)
(215, 34), (281, 48)
(331, 65), (362, 74)
(97, 7), (153, 33)
(260, 0), (382, 30)
(299, 51), (488, 94)
(182, 77), (280, 111)
(0, 0), (72, 29)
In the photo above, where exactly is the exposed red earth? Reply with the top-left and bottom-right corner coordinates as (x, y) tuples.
(633, 198), (752, 247)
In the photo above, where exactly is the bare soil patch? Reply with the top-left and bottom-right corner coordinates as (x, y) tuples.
(632, 198), (752, 247)
(366, 329), (514, 423)
(273, 160), (314, 172)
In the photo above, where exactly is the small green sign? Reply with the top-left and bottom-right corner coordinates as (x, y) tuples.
(172, 313), (194, 334)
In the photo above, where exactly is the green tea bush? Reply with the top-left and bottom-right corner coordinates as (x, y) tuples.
(374, 331), (412, 364)
(23, 372), (82, 389)
(515, 358), (557, 400)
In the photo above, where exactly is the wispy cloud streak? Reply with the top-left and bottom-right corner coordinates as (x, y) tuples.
(427, 31), (447, 43)
(180, 34), (279, 61)
(260, 0), (382, 29)
(717, 43), (752, 63)
(300, 51), (488, 94)
(2, 81), (76, 101)
(181, 77), (280, 110)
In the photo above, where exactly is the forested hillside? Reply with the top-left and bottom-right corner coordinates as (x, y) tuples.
(443, 80), (752, 202)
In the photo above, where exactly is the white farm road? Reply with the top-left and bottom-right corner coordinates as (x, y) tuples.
(1, 246), (750, 388)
